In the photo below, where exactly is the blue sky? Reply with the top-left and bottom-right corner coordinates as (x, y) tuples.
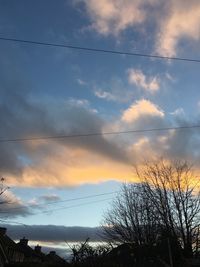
(0, 0), (200, 244)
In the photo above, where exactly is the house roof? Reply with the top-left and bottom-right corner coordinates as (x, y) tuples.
(16, 242), (41, 259)
(0, 228), (23, 263)
(45, 251), (66, 264)
(34, 247), (46, 260)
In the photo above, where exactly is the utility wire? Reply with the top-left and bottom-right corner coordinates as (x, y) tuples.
(35, 197), (113, 215)
(0, 198), (113, 226)
(0, 191), (118, 212)
(0, 36), (200, 63)
(0, 197), (113, 216)
(0, 125), (200, 143)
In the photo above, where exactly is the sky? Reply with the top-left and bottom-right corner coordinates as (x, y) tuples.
(0, 0), (200, 252)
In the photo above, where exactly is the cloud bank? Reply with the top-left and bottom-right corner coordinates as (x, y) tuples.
(5, 224), (101, 242)
(0, 25), (200, 188)
(1, 76), (200, 187)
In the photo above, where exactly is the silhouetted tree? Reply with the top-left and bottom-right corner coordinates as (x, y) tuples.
(102, 160), (200, 259)
(137, 160), (200, 257)
(69, 238), (111, 267)
(0, 177), (10, 204)
(102, 183), (159, 246)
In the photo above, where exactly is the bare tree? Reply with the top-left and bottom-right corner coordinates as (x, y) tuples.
(69, 238), (111, 266)
(102, 183), (159, 246)
(137, 160), (200, 257)
(102, 160), (200, 258)
(0, 177), (10, 204)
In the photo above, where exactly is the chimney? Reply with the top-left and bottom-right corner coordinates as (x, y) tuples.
(35, 245), (42, 253)
(19, 237), (28, 246)
(0, 227), (6, 236)
(50, 251), (56, 256)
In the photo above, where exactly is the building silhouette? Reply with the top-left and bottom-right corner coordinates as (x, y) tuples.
(0, 227), (66, 266)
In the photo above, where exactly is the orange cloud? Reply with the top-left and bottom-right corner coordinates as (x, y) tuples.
(8, 147), (135, 187)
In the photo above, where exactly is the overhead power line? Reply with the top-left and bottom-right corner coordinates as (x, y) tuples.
(38, 190), (118, 205)
(0, 36), (200, 63)
(0, 125), (200, 143)
(0, 198), (113, 216)
(0, 191), (118, 212)
(0, 197), (113, 226)
(36, 197), (113, 215)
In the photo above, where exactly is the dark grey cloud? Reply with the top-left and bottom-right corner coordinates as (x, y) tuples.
(4, 224), (102, 242)
(0, 191), (31, 219)
(0, 63), (129, 183)
(1, 224), (102, 260)
(159, 117), (200, 163)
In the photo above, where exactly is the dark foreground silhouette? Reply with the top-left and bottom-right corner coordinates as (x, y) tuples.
(1, 227), (200, 267)
(0, 227), (68, 267)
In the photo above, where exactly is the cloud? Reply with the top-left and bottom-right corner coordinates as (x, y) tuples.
(122, 99), (164, 123)
(77, 0), (158, 35)
(1, 81), (200, 188)
(17, 148), (132, 187)
(156, 0), (200, 57)
(77, 78), (87, 86)
(0, 191), (31, 218)
(165, 72), (174, 81)
(155, 126), (200, 162)
(77, 0), (200, 57)
(93, 77), (134, 103)
(2, 225), (104, 259)
(94, 88), (132, 103)
(94, 90), (116, 101)
(0, 72), (132, 187)
(170, 108), (185, 117)
(5, 224), (102, 242)
(0, 49), (200, 189)
(128, 69), (160, 93)
(1, 66), (199, 189)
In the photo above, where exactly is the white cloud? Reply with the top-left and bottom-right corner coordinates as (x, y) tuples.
(77, 0), (200, 57)
(67, 98), (98, 113)
(94, 89), (132, 103)
(156, 0), (200, 57)
(128, 69), (160, 93)
(68, 98), (90, 107)
(170, 108), (185, 117)
(78, 0), (158, 35)
(165, 72), (175, 82)
(77, 78), (87, 86)
(93, 78), (134, 103)
(94, 90), (116, 101)
(122, 99), (164, 123)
